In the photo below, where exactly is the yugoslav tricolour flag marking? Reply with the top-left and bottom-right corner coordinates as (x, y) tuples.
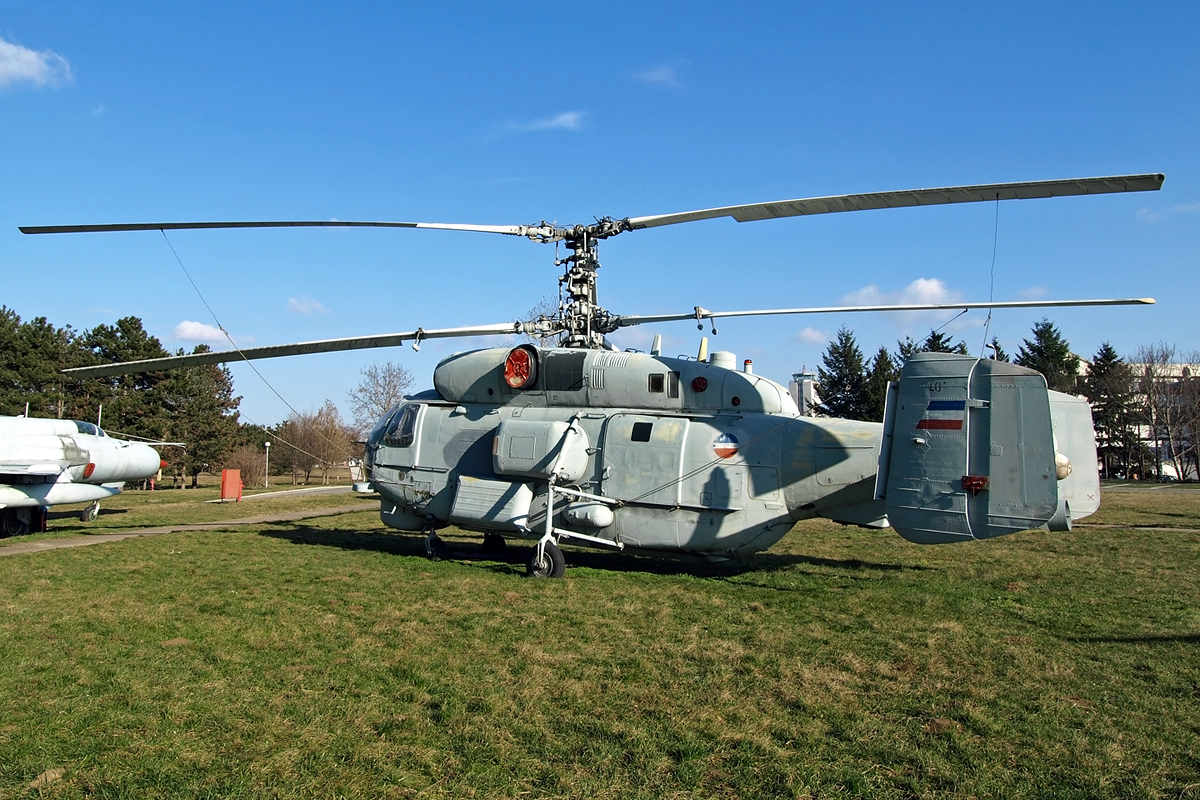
(917, 399), (965, 431)
(713, 433), (740, 458)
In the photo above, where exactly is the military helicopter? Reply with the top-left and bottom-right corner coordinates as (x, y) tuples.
(22, 173), (1163, 576)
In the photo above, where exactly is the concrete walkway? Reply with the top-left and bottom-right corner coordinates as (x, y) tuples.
(0, 502), (379, 557)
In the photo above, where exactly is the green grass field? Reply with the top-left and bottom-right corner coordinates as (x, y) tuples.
(1, 484), (1197, 798)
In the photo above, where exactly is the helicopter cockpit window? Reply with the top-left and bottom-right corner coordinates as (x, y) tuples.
(383, 404), (420, 448)
(367, 405), (401, 448)
(631, 422), (653, 442)
(648, 374), (665, 393)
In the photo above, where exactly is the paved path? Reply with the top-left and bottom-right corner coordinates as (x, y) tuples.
(0, 502), (379, 557)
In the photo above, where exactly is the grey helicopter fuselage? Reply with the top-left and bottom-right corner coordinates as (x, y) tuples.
(363, 345), (885, 558)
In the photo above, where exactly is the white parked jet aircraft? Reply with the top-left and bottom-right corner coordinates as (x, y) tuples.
(0, 415), (164, 536)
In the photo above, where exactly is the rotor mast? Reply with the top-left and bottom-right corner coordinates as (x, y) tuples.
(553, 217), (630, 348)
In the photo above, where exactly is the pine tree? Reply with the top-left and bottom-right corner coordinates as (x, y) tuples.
(921, 330), (969, 354)
(987, 336), (1010, 362)
(160, 345), (241, 487)
(864, 346), (899, 422)
(77, 317), (172, 437)
(816, 326), (869, 420)
(1084, 342), (1135, 478)
(1015, 319), (1080, 393)
(0, 308), (81, 419)
(894, 336), (920, 366)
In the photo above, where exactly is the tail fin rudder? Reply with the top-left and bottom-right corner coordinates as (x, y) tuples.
(1048, 390), (1101, 521)
(877, 354), (1064, 543)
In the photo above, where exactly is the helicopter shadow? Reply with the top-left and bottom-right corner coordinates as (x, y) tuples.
(256, 521), (932, 581)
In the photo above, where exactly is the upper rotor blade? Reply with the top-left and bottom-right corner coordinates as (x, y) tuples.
(613, 297), (1156, 328)
(62, 322), (526, 378)
(626, 174), (1165, 230)
(20, 220), (558, 238)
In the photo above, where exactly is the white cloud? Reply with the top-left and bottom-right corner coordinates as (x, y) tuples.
(92, 102), (104, 115)
(0, 35), (72, 88)
(489, 111), (586, 139)
(1136, 202), (1200, 223)
(842, 277), (969, 334)
(796, 327), (827, 344)
(516, 111), (585, 132)
(174, 321), (229, 344)
(287, 295), (329, 315)
(844, 277), (961, 307)
(635, 64), (682, 88)
(1016, 285), (1049, 301)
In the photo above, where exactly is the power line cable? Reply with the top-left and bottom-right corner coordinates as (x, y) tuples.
(979, 195), (1001, 357)
(159, 231), (352, 461)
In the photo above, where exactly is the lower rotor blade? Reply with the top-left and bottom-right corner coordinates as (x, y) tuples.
(62, 323), (525, 378)
(613, 298), (1156, 328)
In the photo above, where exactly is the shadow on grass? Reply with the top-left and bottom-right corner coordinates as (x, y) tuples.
(47, 508), (128, 520)
(257, 521), (932, 581)
(1067, 634), (1200, 645)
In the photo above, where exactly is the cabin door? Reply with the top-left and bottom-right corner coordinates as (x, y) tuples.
(601, 414), (689, 547)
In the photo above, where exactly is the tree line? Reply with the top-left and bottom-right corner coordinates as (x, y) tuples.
(814, 319), (1196, 481)
(1, 307), (412, 488)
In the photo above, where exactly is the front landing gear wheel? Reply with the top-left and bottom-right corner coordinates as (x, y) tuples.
(526, 540), (565, 579)
(81, 501), (100, 523)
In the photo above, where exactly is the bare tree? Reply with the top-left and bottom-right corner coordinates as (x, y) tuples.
(310, 400), (356, 484)
(347, 362), (413, 432)
(1132, 343), (1197, 480)
(521, 296), (563, 348)
(222, 444), (267, 488)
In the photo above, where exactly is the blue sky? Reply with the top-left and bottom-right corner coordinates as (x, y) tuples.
(3, 1), (1198, 427)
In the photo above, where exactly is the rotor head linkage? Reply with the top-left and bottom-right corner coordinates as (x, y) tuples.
(554, 220), (631, 348)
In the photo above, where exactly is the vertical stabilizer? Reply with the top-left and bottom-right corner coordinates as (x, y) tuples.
(879, 354), (1060, 543)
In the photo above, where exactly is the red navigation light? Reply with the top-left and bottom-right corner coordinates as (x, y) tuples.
(504, 345), (538, 390)
(691, 376), (708, 392)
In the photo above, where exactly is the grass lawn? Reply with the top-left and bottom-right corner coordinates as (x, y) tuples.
(0, 484), (1197, 798)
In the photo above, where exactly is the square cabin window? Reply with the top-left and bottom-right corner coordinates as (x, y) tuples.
(631, 422), (653, 442)
(668, 371), (680, 399)
(648, 373), (665, 393)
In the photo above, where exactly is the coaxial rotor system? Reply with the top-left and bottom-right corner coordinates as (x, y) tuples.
(20, 173), (1165, 376)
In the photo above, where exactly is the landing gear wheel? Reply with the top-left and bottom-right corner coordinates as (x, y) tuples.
(1, 510), (26, 538)
(482, 533), (507, 554)
(526, 540), (565, 579)
(81, 501), (100, 523)
(426, 534), (448, 561)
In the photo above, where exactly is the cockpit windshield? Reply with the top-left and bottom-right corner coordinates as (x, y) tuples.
(72, 421), (105, 436)
(382, 404), (419, 448)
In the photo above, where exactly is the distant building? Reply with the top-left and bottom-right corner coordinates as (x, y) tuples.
(788, 371), (821, 417)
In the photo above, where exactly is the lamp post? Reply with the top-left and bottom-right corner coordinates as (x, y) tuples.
(264, 441), (271, 488)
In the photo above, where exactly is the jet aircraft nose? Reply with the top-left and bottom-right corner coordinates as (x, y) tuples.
(83, 440), (164, 484)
